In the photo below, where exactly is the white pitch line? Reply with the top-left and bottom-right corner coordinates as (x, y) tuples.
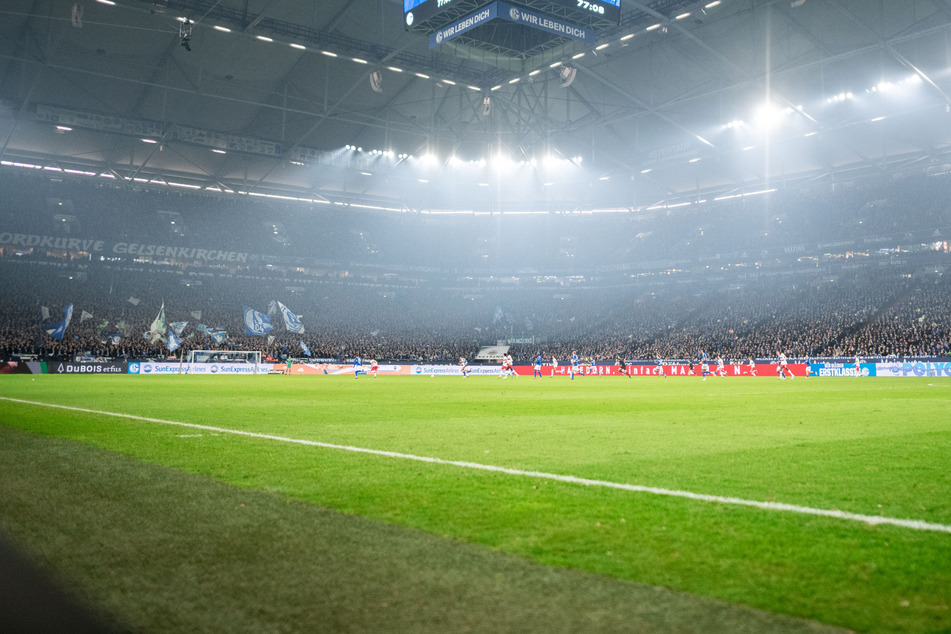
(3, 396), (951, 535)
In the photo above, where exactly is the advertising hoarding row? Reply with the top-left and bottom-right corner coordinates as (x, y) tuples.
(3, 361), (950, 377)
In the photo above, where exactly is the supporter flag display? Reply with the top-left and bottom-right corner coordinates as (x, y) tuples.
(210, 330), (227, 344)
(45, 304), (73, 341)
(149, 301), (167, 343)
(278, 301), (305, 333)
(80, 309), (93, 323)
(170, 321), (188, 336)
(243, 306), (273, 336)
(41, 306), (50, 320)
(190, 310), (202, 320)
(108, 333), (122, 345)
(127, 296), (141, 306)
(300, 340), (312, 356)
(167, 331), (182, 352)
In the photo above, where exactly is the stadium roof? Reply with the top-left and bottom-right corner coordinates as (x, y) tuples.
(2, 0), (951, 212)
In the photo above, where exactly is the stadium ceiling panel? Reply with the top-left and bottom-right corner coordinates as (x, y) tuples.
(1, 0), (951, 212)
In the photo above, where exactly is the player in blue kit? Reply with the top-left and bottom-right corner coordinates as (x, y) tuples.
(700, 351), (711, 380)
(655, 355), (666, 377)
(571, 351), (580, 380)
(353, 356), (365, 378)
(533, 354), (543, 378)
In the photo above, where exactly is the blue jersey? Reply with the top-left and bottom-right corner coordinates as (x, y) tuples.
(354, 357), (362, 367)
(534, 355), (542, 366)
(655, 358), (663, 366)
(701, 352), (708, 363)
(572, 354), (579, 366)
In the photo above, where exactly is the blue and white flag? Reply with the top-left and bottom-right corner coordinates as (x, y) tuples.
(108, 333), (122, 345)
(149, 301), (167, 343)
(196, 324), (210, 334)
(300, 340), (311, 357)
(210, 330), (227, 344)
(492, 305), (504, 324)
(243, 306), (273, 336)
(267, 300), (279, 316)
(169, 321), (188, 336)
(167, 331), (182, 352)
(45, 304), (73, 341)
(278, 301), (305, 333)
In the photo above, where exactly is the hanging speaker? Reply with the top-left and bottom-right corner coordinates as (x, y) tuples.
(71, 3), (83, 27)
(560, 66), (576, 88)
(369, 71), (383, 93)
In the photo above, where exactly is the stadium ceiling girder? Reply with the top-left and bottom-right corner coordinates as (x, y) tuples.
(0, 0), (949, 206)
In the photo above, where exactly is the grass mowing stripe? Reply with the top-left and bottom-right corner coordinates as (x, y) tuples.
(4, 395), (949, 536)
(0, 425), (850, 634)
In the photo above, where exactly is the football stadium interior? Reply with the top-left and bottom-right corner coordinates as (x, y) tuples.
(1, 1), (951, 633)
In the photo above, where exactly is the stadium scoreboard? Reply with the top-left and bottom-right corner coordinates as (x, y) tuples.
(404, 0), (621, 28)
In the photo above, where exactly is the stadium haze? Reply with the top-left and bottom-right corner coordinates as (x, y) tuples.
(2, 0), (951, 632)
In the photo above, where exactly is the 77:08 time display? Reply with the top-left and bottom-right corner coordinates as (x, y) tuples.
(577, 0), (605, 13)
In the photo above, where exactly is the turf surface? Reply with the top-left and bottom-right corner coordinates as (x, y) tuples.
(1, 374), (949, 632)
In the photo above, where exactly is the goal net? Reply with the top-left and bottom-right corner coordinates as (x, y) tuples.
(185, 350), (261, 365)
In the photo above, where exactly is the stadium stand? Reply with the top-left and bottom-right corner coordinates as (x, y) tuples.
(2, 169), (950, 363)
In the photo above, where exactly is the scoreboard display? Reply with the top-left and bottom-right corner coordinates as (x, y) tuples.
(561, 0), (620, 22)
(405, 0), (620, 28)
(404, 0), (468, 27)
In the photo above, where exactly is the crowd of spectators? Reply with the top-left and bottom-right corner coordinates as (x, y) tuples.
(1, 256), (949, 363)
(2, 167), (951, 364)
(4, 168), (951, 274)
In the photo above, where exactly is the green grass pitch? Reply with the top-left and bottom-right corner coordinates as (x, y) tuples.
(1, 374), (950, 633)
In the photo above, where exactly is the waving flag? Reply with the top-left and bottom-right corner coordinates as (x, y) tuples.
(210, 330), (227, 344)
(108, 333), (122, 345)
(80, 309), (93, 323)
(41, 306), (50, 321)
(45, 304), (74, 341)
(167, 331), (182, 352)
(149, 301), (167, 343)
(127, 296), (141, 306)
(243, 306), (273, 336)
(169, 321), (188, 336)
(299, 340), (312, 357)
(278, 301), (305, 333)
(190, 310), (202, 320)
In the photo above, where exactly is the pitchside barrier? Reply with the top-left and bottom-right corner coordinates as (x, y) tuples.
(3, 360), (951, 377)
